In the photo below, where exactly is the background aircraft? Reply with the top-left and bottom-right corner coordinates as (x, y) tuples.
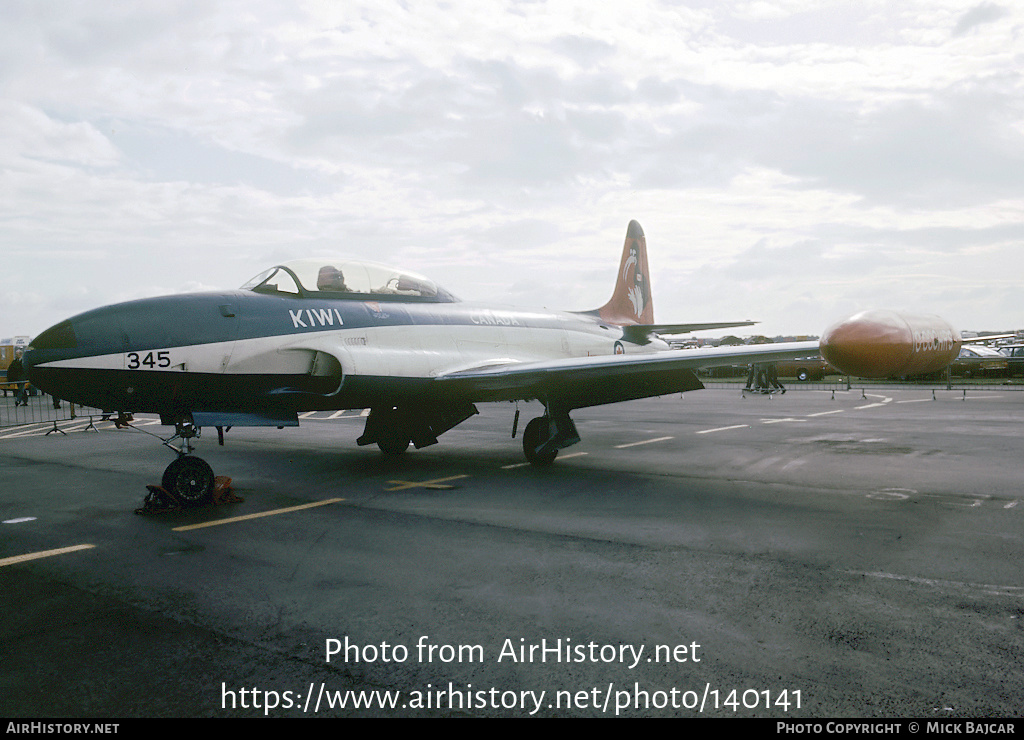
(24, 220), (913, 504)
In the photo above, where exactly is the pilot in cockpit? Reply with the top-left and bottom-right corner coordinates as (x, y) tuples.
(317, 265), (350, 292)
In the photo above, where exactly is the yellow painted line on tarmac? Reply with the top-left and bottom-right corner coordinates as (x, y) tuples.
(172, 498), (346, 531)
(0, 544), (95, 568)
(385, 475), (468, 491)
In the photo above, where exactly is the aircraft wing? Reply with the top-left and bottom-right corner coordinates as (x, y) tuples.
(435, 340), (820, 409)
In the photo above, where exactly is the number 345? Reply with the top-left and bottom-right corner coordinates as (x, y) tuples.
(126, 351), (171, 369)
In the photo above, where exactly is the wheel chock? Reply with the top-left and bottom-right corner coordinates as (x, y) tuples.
(212, 476), (243, 504)
(135, 475), (243, 514)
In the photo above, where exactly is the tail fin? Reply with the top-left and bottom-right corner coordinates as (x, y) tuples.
(596, 220), (654, 325)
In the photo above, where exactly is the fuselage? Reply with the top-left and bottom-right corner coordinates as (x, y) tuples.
(25, 222), (912, 484)
(18, 224), (975, 484)
(25, 285), (665, 417)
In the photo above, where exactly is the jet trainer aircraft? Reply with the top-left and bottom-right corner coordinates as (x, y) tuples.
(26, 220), (889, 505)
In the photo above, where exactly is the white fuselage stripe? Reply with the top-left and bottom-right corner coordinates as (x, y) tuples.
(34, 322), (662, 380)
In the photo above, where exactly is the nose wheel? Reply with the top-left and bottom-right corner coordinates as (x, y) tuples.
(153, 421), (216, 507)
(161, 455), (215, 506)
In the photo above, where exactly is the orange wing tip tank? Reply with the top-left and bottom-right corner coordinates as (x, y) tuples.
(820, 310), (961, 379)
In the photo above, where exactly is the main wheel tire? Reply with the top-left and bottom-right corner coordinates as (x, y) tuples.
(377, 433), (411, 455)
(162, 455), (215, 507)
(522, 417), (557, 466)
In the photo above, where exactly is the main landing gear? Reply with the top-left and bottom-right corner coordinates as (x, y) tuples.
(522, 417), (557, 465)
(356, 401), (581, 467)
(520, 407), (580, 466)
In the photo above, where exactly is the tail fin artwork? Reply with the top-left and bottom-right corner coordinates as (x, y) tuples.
(597, 220), (654, 326)
(589, 220), (756, 339)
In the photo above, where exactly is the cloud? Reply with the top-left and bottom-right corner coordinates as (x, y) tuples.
(0, 102), (121, 168)
(745, 91), (1024, 207)
(952, 3), (1009, 36)
(1, 1), (1023, 338)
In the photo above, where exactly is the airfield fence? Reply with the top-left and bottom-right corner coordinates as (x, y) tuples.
(0, 385), (107, 430)
(702, 375), (1024, 394)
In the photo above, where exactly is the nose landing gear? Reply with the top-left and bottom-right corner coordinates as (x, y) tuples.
(161, 454), (215, 506)
(150, 419), (216, 506)
(129, 417), (239, 513)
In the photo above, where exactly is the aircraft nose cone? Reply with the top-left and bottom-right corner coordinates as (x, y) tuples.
(23, 318), (80, 398)
(820, 310), (913, 379)
(22, 347), (50, 389)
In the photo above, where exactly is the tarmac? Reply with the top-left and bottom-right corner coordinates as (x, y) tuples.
(1, 387), (1022, 717)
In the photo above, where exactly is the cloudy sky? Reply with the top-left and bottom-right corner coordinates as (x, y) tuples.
(2, 0), (1022, 340)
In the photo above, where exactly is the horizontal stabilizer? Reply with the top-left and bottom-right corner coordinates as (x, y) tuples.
(622, 321), (757, 343)
(644, 321), (758, 334)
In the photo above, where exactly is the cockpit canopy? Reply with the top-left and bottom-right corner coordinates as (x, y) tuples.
(241, 258), (458, 303)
